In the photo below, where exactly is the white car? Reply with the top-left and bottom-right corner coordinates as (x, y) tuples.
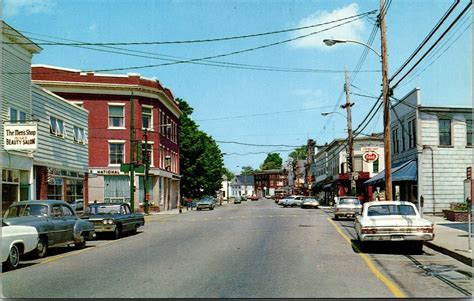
(355, 201), (434, 253)
(1, 222), (39, 270)
(334, 196), (362, 220)
(278, 195), (303, 207)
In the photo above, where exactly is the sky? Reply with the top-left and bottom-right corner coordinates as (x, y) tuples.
(3, 0), (472, 174)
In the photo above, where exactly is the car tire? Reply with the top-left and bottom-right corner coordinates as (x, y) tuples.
(132, 224), (139, 235)
(411, 242), (423, 255)
(334, 215), (339, 221)
(113, 226), (121, 239)
(359, 240), (367, 252)
(36, 236), (48, 258)
(75, 232), (86, 249)
(5, 244), (20, 270)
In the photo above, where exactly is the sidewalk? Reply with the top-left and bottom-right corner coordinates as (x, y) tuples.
(423, 214), (473, 266)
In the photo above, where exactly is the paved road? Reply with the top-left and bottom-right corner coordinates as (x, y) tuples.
(2, 199), (472, 298)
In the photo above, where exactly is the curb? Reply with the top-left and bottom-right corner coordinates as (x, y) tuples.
(424, 241), (472, 266)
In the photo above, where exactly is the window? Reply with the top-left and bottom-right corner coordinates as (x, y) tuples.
(62, 205), (74, 217)
(408, 119), (416, 149)
(373, 158), (379, 173)
(66, 179), (84, 203)
(467, 119), (472, 146)
(401, 121), (406, 152)
(166, 116), (170, 139)
(49, 116), (65, 137)
(47, 177), (64, 200)
(141, 143), (153, 166)
(73, 126), (86, 144)
(392, 128), (399, 154)
(439, 119), (451, 146)
(142, 106), (152, 129)
(109, 143), (124, 165)
(9, 108), (27, 123)
(109, 105), (124, 128)
(354, 156), (363, 172)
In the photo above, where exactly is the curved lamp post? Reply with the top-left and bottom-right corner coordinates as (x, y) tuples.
(323, 39), (381, 58)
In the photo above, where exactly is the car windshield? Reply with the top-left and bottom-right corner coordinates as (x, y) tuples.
(338, 198), (360, 205)
(89, 204), (121, 214)
(367, 204), (417, 216)
(4, 204), (48, 218)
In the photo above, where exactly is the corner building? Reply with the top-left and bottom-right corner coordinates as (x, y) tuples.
(32, 65), (182, 212)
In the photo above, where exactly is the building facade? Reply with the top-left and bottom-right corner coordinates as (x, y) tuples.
(254, 169), (288, 197)
(32, 65), (182, 211)
(367, 88), (472, 214)
(229, 175), (255, 198)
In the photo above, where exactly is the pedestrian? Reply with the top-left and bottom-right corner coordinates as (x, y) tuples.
(186, 197), (193, 211)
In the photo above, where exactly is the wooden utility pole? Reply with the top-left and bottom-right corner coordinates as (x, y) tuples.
(129, 93), (135, 212)
(342, 66), (355, 196)
(380, 0), (392, 201)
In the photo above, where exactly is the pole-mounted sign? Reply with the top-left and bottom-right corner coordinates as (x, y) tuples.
(4, 122), (38, 151)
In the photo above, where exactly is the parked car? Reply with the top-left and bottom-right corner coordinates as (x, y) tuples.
(3, 200), (95, 258)
(69, 199), (84, 212)
(277, 195), (298, 205)
(354, 201), (434, 253)
(83, 203), (145, 239)
(250, 195), (259, 201)
(301, 198), (320, 209)
(196, 197), (216, 211)
(1, 221), (39, 270)
(333, 196), (362, 220)
(282, 196), (305, 207)
(234, 197), (242, 204)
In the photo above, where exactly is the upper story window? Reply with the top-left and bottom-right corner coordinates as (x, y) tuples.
(50, 116), (65, 137)
(109, 143), (124, 165)
(392, 128), (399, 154)
(467, 119), (472, 146)
(9, 108), (27, 123)
(73, 126), (86, 144)
(142, 106), (152, 130)
(373, 158), (379, 173)
(439, 119), (451, 146)
(400, 121), (406, 152)
(408, 119), (416, 149)
(108, 105), (124, 128)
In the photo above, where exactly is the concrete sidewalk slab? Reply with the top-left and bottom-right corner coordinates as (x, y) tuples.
(423, 215), (473, 266)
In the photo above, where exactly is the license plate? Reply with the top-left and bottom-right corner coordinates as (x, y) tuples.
(391, 235), (404, 241)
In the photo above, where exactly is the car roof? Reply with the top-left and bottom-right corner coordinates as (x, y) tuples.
(89, 203), (127, 206)
(11, 200), (71, 206)
(365, 201), (414, 206)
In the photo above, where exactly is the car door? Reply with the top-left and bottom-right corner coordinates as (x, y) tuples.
(61, 204), (77, 242)
(120, 204), (132, 232)
(49, 204), (70, 245)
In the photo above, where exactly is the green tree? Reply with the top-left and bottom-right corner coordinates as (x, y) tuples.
(240, 166), (254, 176)
(178, 98), (225, 199)
(223, 168), (235, 181)
(260, 153), (283, 170)
(288, 145), (307, 169)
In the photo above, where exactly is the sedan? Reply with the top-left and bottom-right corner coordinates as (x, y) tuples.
(196, 197), (216, 211)
(301, 198), (320, 209)
(334, 196), (362, 220)
(1, 221), (39, 270)
(3, 200), (95, 258)
(83, 203), (145, 239)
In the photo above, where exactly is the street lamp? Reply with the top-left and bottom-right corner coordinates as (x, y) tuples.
(321, 112), (346, 118)
(323, 12), (391, 201)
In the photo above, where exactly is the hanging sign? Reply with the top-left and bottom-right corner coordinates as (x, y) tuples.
(363, 151), (379, 163)
(4, 122), (38, 150)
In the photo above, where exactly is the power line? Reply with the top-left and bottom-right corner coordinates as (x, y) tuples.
(5, 10), (376, 46)
(216, 141), (305, 148)
(224, 149), (294, 156)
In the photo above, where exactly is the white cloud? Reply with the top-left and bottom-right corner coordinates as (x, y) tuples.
(3, 0), (55, 17)
(289, 3), (366, 49)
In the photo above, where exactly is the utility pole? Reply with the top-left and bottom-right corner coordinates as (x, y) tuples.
(380, 0), (392, 201)
(129, 93), (135, 212)
(342, 66), (355, 196)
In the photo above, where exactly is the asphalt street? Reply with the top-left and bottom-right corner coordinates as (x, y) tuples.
(2, 199), (472, 298)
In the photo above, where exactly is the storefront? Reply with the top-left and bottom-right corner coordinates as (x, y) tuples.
(35, 166), (86, 204)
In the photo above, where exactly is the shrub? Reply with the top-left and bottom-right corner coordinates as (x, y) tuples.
(449, 202), (468, 212)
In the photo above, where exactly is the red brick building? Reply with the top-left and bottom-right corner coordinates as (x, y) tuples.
(32, 65), (182, 211)
(254, 169), (288, 197)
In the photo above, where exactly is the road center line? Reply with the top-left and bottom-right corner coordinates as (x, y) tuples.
(327, 217), (406, 298)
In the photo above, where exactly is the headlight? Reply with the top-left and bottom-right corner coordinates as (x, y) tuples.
(108, 219), (114, 225)
(102, 219), (114, 225)
(102, 220), (108, 225)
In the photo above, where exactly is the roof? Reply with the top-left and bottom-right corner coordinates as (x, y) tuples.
(2, 21), (42, 54)
(364, 159), (417, 185)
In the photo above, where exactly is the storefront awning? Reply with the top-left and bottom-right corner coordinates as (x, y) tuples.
(364, 159), (417, 185)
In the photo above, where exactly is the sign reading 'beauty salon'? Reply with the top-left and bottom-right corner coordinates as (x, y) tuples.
(4, 123), (38, 150)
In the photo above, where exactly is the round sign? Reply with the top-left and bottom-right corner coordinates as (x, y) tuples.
(363, 151), (379, 162)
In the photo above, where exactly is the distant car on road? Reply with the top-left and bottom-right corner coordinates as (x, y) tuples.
(3, 200), (95, 258)
(301, 198), (320, 209)
(1, 221), (39, 270)
(355, 201), (434, 253)
(333, 196), (362, 220)
(83, 203), (145, 239)
(282, 196), (305, 207)
(250, 195), (259, 201)
(234, 197), (242, 204)
(196, 197), (216, 211)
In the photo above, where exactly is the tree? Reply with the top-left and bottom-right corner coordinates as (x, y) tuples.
(178, 98), (225, 199)
(288, 145), (307, 162)
(240, 166), (254, 176)
(260, 153), (283, 170)
(223, 168), (235, 181)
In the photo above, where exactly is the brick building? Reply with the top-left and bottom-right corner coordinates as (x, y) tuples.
(32, 65), (182, 211)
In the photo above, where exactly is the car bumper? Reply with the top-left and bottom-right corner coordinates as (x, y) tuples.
(335, 212), (358, 218)
(360, 233), (435, 242)
(93, 224), (117, 233)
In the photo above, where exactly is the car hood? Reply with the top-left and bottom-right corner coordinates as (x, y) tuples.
(358, 216), (432, 227)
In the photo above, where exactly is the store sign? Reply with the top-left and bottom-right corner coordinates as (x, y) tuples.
(88, 169), (124, 175)
(363, 151), (379, 163)
(4, 123), (38, 150)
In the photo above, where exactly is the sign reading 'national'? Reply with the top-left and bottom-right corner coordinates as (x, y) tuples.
(3, 123), (38, 151)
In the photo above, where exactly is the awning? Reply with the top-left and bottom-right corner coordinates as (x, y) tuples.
(322, 183), (333, 190)
(364, 159), (417, 185)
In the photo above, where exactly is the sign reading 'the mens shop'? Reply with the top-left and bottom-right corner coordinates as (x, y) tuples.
(3, 122), (38, 151)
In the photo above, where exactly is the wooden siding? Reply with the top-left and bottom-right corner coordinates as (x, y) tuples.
(31, 85), (88, 172)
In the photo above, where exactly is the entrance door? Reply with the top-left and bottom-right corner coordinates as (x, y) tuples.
(2, 184), (18, 214)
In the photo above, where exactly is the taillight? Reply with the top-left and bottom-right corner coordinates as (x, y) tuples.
(361, 227), (378, 234)
(417, 227), (433, 233)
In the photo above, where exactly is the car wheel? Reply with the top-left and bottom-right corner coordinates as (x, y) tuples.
(359, 240), (367, 252)
(411, 242), (423, 255)
(132, 224), (139, 235)
(113, 226), (121, 239)
(75, 232), (86, 249)
(334, 215), (338, 221)
(36, 236), (48, 258)
(5, 244), (20, 270)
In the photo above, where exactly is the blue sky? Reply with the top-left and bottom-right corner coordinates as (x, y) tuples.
(4, 0), (472, 173)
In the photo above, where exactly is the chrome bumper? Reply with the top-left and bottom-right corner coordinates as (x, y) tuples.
(360, 233), (434, 242)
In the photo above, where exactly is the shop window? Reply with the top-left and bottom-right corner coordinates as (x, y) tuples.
(47, 178), (64, 200)
(108, 105), (124, 128)
(66, 179), (84, 203)
(49, 116), (65, 137)
(2, 169), (19, 183)
(109, 143), (124, 165)
(142, 106), (152, 130)
(439, 119), (451, 146)
(73, 126), (87, 144)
